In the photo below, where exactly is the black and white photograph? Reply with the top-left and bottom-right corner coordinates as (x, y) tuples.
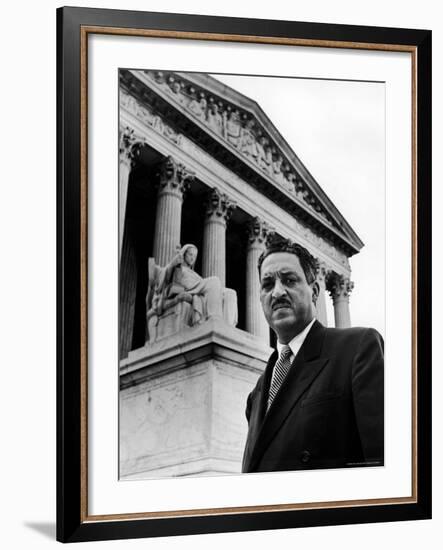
(0, 0), (436, 546)
(118, 69), (385, 480)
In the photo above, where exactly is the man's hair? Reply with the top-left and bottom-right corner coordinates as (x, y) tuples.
(257, 233), (318, 285)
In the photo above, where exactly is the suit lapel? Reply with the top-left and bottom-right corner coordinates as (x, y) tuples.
(247, 321), (328, 472)
(242, 349), (277, 471)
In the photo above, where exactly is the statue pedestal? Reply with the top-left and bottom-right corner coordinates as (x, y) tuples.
(119, 318), (271, 479)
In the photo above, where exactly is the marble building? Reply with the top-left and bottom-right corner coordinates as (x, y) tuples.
(118, 70), (363, 479)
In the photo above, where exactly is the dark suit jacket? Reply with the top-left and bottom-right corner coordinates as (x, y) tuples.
(242, 320), (384, 473)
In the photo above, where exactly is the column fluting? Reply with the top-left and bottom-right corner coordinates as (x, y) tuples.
(315, 262), (328, 326)
(152, 156), (194, 266)
(119, 127), (137, 256)
(246, 217), (270, 339)
(202, 188), (236, 286)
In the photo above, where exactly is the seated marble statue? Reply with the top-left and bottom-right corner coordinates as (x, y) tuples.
(146, 244), (237, 343)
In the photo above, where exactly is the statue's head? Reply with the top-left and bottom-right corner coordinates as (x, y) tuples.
(181, 244), (198, 268)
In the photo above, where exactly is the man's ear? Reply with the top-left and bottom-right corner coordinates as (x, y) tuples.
(311, 281), (320, 304)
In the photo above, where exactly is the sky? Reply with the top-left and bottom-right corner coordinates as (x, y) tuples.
(211, 73), (385, 336)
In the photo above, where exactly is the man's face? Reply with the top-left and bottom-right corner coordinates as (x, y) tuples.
(260, 252), (318, 343)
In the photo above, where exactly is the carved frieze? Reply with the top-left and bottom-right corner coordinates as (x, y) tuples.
(120, 90), (183, 146)
(288, 213), (348, 267)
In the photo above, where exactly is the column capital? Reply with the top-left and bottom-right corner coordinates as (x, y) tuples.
(205, 187), (236, 224)
(316, 261), (329, 283)
(326, 272), (354, 301)
(246, 217), (271, 248)
(119, 127), (139, 165)
(158, 156), (194, 198)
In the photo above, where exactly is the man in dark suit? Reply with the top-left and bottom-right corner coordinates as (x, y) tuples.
(242, 237), (384, 473)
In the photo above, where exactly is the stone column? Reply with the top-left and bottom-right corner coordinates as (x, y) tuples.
(315, 262), (328, 326)
(202, 188), (236, 286)
(246, 217), (269, 339)
(119, 127), (136, 256)
(119, 228), (137, 359)
(153, 156), (194, 266)
(326, 273), (354, 328)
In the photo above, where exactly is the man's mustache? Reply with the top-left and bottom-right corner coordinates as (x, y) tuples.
(271, 299), (291, 310)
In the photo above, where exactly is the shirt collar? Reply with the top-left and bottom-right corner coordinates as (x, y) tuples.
(276, 318), (316, 358)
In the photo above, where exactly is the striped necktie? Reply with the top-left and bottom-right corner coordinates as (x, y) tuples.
(267, 345), (292, 411)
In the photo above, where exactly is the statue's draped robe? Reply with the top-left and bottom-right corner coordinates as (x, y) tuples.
(154, 264), (222, 324)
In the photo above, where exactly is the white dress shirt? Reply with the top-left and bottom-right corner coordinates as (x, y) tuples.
(271, 318), (316, 388)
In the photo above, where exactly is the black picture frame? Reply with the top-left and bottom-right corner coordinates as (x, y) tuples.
(57, 6), (432, 543)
